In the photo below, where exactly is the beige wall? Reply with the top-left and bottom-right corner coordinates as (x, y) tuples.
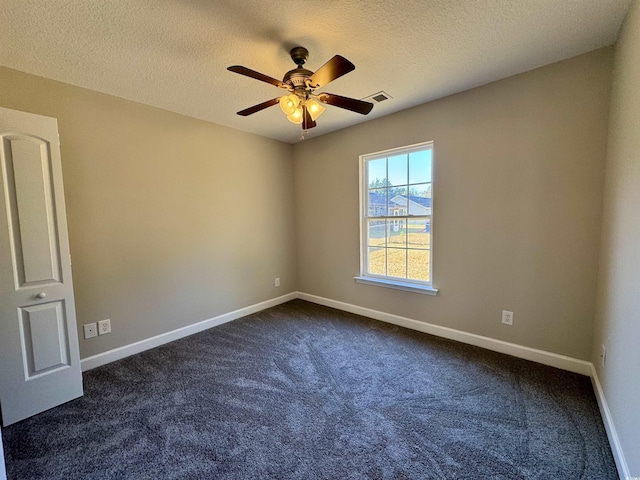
(593, 0), (640, 473)
(0, 48), (618, 363)
(294, 48), (612, 360)
(0, 67), (297, 358)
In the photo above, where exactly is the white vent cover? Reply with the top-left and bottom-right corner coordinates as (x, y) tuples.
(363, 91), (392, 103)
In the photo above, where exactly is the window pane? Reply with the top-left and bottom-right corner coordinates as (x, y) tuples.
(387, 248), (407, 278)
(368, 246), (386, 276)
(389, 186), (407, 214)
(388, 154), (407, 187)
(368, 188), (387, 216)
(407, 184), (431, 215)
(367, 158), (387, 189)
(387, 219), (406, 248)
(367, 220), (386, 246)
(407, 219), (430, 249)
(409, 149), (432, 184)
(407, 249), (430, 282)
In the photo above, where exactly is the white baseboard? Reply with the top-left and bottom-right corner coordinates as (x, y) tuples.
(298, 292), (592, 376)
(80, 292), (298, 372)
(82, 290), (591, 375)
(590, 365), (630, 480)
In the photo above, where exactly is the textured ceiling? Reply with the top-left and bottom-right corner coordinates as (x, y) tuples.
(0, 0), (632, 144)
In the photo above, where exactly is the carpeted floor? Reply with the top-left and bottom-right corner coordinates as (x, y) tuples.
(2, 299), (617, 479)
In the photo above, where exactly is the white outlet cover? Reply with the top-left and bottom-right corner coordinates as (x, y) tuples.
(98, 319), (111, 335)
(502, 310), (514, 325)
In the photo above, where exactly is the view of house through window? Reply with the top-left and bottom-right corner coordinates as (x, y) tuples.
(361, 142), (433, 285)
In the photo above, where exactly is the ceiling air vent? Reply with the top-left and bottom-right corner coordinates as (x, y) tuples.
(363, 91), (392, 104)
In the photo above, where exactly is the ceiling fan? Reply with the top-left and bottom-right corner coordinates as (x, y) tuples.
(227, 47), (374, 132)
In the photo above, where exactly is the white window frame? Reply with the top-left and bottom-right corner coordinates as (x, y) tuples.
(355, 141), (438, 295)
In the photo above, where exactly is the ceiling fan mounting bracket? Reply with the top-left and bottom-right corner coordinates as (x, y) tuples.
(289, 46), (309, 67)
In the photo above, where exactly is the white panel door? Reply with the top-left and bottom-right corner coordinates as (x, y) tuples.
(0, 106), (83, 426)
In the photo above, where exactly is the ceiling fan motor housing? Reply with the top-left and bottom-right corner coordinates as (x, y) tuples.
(283, 68), (313, 89)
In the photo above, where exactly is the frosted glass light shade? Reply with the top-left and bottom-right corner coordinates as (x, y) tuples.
(306, 98), (326, 121)
(287, 106), (303, 124)
(279, 94), (300, 115)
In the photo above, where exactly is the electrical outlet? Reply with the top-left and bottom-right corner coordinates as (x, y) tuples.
(84, 323), (97, 339)
(98, 319), (111, 335)
(275, 277), (280, 287)
(501, 310), (514, 326)
(601, 345), (606, 367)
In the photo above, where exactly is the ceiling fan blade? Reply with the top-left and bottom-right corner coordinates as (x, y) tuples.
(302, 105), (316, 130)
(227, 66), (286, 89)
(308, 55), (355, 89)
(319, 93), (374, 115)
(237, 98), (280, 116)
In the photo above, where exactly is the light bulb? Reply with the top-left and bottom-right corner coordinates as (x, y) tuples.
(287, 106), (303, 124)
(279, 94), (300, 115)
(306, 98), (325, 121)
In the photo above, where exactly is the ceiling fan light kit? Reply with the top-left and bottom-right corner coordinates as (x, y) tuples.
(279, 94), (326, 124)
(228, 47), (373, 136)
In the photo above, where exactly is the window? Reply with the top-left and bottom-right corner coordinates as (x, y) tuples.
(356, 142), (437, 295)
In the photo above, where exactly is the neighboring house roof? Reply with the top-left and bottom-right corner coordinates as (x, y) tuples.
(369, 192), (386, 205)
(390, 195), (431, 208)
(408, 196), (431, 208)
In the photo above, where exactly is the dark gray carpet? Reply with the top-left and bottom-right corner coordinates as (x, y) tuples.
(2, 299), (617, 479)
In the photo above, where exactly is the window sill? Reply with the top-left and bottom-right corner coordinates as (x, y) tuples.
(354, 276), (439, 296)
